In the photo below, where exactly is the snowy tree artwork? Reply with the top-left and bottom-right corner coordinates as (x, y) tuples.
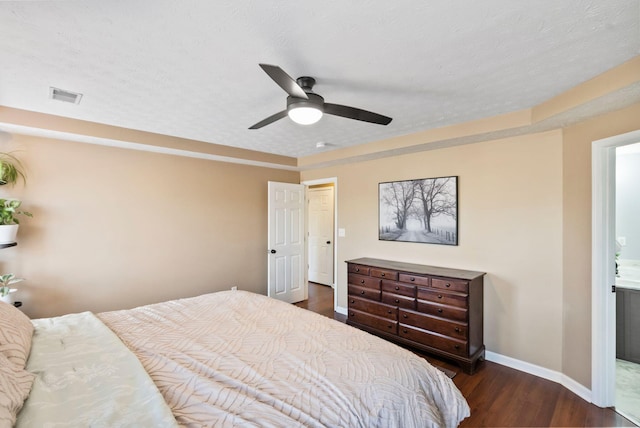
(379, 176), (458, 245)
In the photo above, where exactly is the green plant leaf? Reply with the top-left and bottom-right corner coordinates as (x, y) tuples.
(0, 152), (26, 187)
(0, 198), (32, 225)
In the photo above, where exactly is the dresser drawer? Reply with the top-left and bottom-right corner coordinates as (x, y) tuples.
(349, 309), (398, 334)
(399, 273), (430, 287)
(432, 278), (469, 293)
(349, 296), (397, 320)
(398, 325), (467, 357)
(417, 300), (468, 322)
(417, 288), (467, 308)
(381, 292), (416, 309)
(371, 268), (398, 281)
(381, 280), (416, 298)
(399, 309), (467, 340)
(348, 284), (381, 301)
(348, 273), (380, 290)
(348, 264), (370, 275)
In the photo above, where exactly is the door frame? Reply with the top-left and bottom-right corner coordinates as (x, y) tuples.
(592, 129), (640, 407)
(302, 177), (339, 312)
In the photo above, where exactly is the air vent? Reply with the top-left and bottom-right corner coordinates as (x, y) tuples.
(49, 87), (83, 104)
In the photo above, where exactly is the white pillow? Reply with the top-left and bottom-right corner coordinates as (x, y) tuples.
(0, 353), (35, 426)
(0, 301), (34, 368)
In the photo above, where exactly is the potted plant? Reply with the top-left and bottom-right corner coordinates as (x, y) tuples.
(0, 199), (32, 244)
(0, 152), (26, 186)
(0, 273), (24, 305)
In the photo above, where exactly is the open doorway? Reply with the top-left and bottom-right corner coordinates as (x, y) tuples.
(613, 142), (640, 424)
(307, 184), (334, 286)
(302, 177), (338, 313)
(592, 129), (640, 425)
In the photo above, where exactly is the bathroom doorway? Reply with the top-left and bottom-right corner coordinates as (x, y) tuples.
(592, 129), (640, 424)
(614, 143), (640, 425)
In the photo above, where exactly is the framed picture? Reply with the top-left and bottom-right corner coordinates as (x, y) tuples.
(379, 176), (458, 245)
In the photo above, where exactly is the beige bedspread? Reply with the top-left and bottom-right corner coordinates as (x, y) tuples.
(98, 290), (470, 428)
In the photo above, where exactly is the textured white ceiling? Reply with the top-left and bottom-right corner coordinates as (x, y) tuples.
(0, 1), (638, 158)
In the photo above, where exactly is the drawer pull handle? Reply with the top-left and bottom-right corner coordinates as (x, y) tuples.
(350, 299), (354, 304)
(360, 279), (365, 284)
(395, 286), (399, 290)
(403, 329), (408, 334)
(349, 312), (354, 316)
(454, 345), (460, 350)
(410, 277), (415, 282)
(446, 283), (451, 287)
(381, 273), (385, 277)
(388, 324), (393, 329)
(437, 294), (443, 299)
(403, 314), (408, 319)
(388, 310), (392, 314)
(437, 308), (443, 313)
(455, 327), (460, 332)
(355, 268), (360, 272)
(360, 291), (366, 295)
(394, 299), (400, 303)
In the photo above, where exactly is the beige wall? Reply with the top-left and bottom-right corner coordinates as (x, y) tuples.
(301, 102), (640, 388)
(302, 130), (565, 371)
(0, 134), (298, 318)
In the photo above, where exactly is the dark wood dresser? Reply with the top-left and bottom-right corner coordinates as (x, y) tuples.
(346, 257), (485, 374)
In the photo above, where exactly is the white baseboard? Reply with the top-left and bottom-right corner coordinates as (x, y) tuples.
(333, 309), (593, 403)
(485, 351), (592, 403)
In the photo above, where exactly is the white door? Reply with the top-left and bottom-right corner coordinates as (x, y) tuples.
(268, 181), (305, 303)
(308, 186), (334, 286)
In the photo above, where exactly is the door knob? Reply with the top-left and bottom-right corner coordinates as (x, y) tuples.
(270, 249), (276, 254)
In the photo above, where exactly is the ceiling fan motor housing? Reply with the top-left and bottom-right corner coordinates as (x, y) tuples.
(287, 92), (324, 113)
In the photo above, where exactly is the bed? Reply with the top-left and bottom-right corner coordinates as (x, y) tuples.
(1, 290), (470, 427)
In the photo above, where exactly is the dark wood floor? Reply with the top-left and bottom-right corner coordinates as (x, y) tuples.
(295, 282), (636, 427)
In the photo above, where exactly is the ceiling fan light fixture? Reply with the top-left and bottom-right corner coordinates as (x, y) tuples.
(286, 93), (325, 125)
(288, 106), (323, 125)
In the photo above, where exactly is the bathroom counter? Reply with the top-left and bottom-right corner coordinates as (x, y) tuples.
(616, 279), (640, 292)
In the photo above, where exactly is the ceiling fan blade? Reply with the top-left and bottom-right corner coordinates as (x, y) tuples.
(259, 64), (309, 99)
(248, 110), (288, 129)
(324, 103), (392, 125)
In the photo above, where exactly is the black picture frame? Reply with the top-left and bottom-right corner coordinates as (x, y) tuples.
(379, 176), (458, 245)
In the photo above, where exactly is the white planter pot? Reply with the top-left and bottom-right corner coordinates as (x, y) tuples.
(0, 224), (19, 244)
(0, 290), (15, 305)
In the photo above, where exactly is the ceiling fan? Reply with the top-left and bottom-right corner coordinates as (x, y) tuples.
(249, 64), (393, 129)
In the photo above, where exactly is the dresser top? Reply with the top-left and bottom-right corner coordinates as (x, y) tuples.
(346, 257), (485, 281)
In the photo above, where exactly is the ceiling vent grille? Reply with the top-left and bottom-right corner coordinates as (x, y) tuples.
(49, 87), (83, 104)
